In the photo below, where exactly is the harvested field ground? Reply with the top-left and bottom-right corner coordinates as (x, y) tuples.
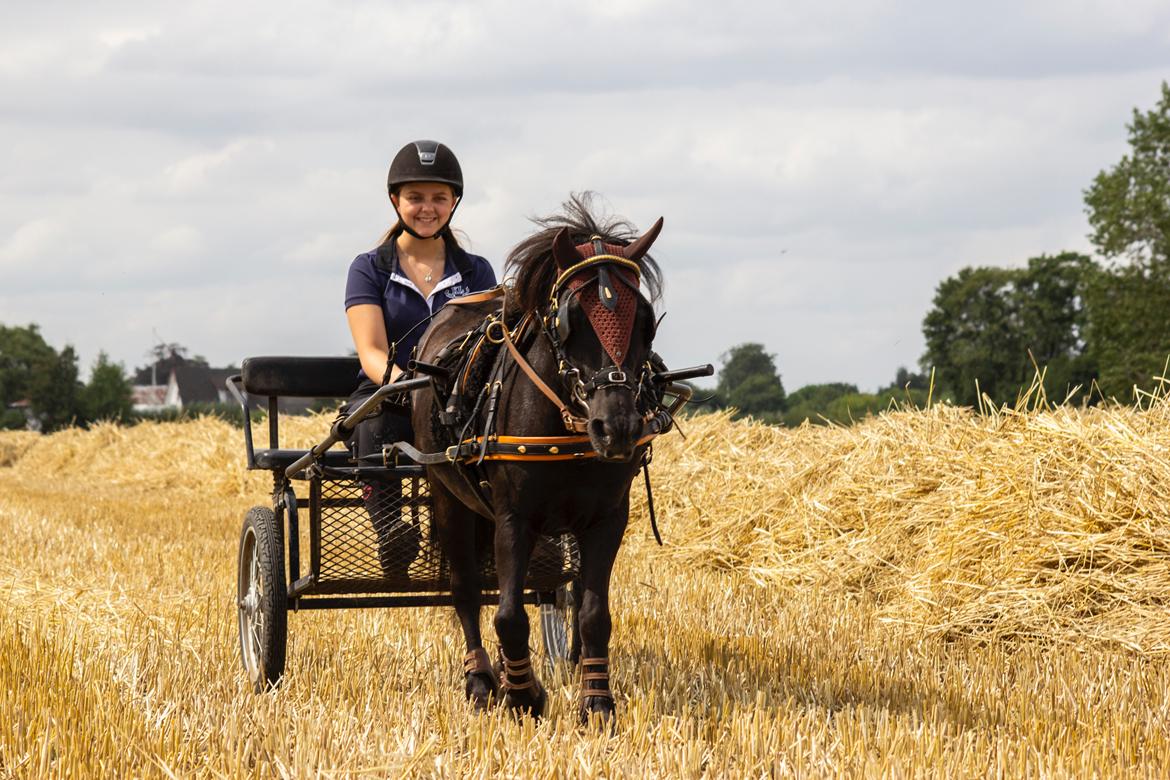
(1, 402), (1168, 777)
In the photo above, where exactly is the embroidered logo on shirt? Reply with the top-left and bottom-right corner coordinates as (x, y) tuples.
(444, 284), (471, 299)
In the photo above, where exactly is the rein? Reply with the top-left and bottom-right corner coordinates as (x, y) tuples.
(497, 308), (589, 434)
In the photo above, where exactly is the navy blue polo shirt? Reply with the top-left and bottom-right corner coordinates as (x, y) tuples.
(345, 240), (497, 378)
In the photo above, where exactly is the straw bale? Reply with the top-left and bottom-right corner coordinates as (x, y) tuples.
(3, 398), (1168, 654)
(0, 430), (40, 467)
(0, 413), (340, 496)
(651, 401), (1170, 654)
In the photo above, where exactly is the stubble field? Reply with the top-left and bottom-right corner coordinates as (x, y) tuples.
(1, 400), (1168, 778)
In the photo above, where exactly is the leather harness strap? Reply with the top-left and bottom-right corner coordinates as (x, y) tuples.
(464, 647), (496, 681)
(499, 311), (589, 433)
(447, 431), (658, 462)
(386, 407), (673, 466)
(579, 656), (614, 702)
(499, 651), (538, 693)
(447, 285), (507, 306)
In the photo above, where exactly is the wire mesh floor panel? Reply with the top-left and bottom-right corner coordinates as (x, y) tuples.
(313, 477), (579, 594)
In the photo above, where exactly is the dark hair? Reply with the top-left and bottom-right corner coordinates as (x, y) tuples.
(505, 192), (663, 312)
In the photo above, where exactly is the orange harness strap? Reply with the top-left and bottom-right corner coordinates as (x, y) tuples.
(445, 430), (658, 463)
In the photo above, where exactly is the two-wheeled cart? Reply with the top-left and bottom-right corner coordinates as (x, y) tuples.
(227, 356), (579, 691)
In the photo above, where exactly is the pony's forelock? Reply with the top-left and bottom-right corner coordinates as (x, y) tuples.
(504, 192), (663, 312)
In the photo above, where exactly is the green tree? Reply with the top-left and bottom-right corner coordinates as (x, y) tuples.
(81, 352), (133, 423)
(715, 343), (786, 421)
(783, 382), (858, 426)
(1016, 253), (1098, 401)
(921, 254), (1095, 406)
(1083, 83), (1170, 396)
(885, 367), (929, 392)
(0, 323), (82, 431)
(784, 377), (931, 427)
(922, 266), (1026, 406)
(1085, 82), (1170, 265)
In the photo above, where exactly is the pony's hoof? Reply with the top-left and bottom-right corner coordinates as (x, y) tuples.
(503, 682), (547, 719)
(578, 696), (616, 732)
(465, 672), (498, 711)
(463, 648), (498, 710)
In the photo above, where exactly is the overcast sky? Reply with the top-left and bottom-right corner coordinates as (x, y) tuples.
(2, 1), (1169, 391)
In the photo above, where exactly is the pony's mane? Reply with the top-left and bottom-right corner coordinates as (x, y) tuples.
(504, 192), (663, 313)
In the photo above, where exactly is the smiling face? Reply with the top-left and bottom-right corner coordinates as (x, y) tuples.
(390, 181), (457, 238)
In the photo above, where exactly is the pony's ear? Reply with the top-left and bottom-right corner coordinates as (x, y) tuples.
(552, 227), (580, 270)
(624, 217), (664, 261)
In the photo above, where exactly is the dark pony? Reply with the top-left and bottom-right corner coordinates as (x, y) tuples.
(410, 193), (666, 725)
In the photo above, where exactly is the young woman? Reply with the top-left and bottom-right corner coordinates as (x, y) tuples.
(344, 140), (496, 578)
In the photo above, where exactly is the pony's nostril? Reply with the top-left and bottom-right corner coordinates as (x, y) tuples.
(587, 418), (610, 444)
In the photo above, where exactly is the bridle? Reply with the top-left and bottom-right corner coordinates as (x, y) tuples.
(496, 241), (657, 435)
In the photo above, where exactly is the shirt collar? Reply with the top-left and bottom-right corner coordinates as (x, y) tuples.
(385, 241), (462, 308)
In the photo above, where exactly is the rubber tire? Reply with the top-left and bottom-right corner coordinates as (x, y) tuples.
(538, 582), (574, 670)
(237, 505), (288, 692)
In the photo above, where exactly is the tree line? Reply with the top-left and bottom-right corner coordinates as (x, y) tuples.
(710, 83), (1170, 425)
(0, 328), (245, 432)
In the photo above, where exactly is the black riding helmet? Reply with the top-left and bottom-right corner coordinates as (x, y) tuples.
(387, 140), (463, 240)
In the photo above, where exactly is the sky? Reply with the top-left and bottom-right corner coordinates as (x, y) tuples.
(2, 1), (1169, 392)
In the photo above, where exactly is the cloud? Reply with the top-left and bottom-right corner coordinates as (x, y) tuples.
(162, 140), (260, 193)
(1, 1), (1168, 391)
(0, 217), (61, 268)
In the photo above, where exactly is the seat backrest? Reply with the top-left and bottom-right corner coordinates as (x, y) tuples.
(241, 356), (361, 398)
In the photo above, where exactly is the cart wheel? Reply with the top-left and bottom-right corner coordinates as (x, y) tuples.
(538, 583), (574, 670)
(237, 505), (287, 692)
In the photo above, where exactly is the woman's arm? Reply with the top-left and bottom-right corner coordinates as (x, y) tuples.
(346, 304), (402, 384)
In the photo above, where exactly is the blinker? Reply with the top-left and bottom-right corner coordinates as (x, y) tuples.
(556, 306), (572, 343)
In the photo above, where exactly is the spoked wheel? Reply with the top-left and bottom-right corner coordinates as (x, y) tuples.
(538, 582), (575, 670)
(237, 505), (287, 692)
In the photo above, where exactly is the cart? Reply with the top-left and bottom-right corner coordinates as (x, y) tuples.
(227, 356), (579, 692)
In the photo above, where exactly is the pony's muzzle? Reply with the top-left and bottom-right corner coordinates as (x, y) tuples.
(587, 415), (643, 461)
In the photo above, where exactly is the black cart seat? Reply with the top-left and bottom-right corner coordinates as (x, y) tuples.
(241, 356), (361, 399)
(232, 356), (364, 472)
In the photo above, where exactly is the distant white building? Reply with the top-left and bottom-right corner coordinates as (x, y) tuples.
(131, 361), (235, 412)
(130, 385), (167, 413)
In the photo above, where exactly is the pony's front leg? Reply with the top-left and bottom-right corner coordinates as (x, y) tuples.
(493, 512), (546, 717)
(576, 510), (628, 727)
(432, 480), (497, 709)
